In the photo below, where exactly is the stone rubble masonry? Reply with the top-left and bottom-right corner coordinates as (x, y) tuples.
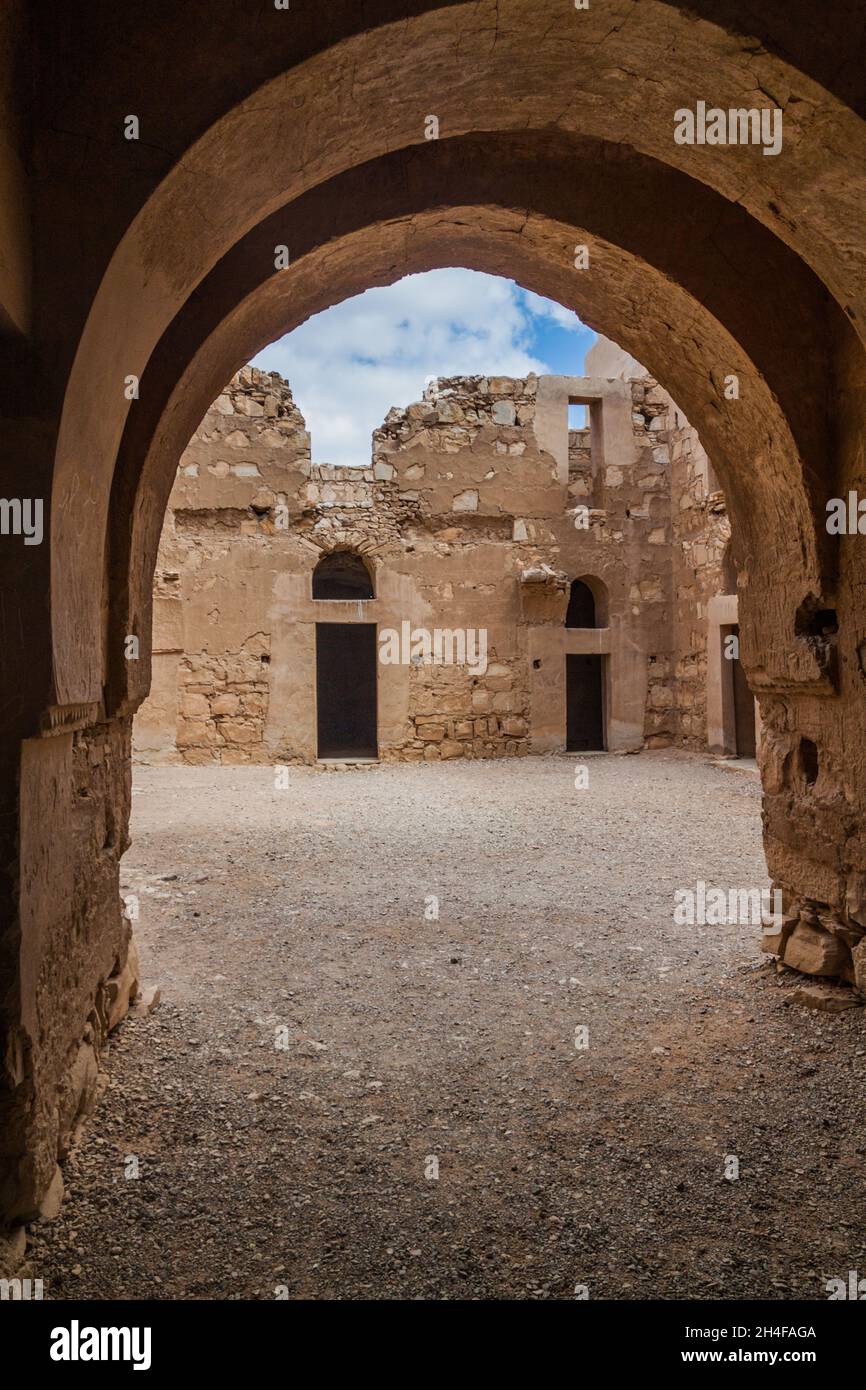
(656, 385), (730, 749)
(1, 717), (140, 1257)
(134, 363), (734, 768)
(4, 2), (865, 1259)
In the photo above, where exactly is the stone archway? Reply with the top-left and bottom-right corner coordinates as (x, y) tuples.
(4, 0), (866, 1236)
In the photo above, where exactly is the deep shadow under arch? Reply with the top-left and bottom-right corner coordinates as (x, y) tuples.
(312, 551), (375, 601)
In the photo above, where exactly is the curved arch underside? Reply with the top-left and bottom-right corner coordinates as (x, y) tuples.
(108, 199), (820, 708)
(5, 0), (866, 1231)
(40, 0), (866, 716)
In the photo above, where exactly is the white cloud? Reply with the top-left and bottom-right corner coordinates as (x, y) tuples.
(252, 269), (593, 467)
(517, 287), (583, 331)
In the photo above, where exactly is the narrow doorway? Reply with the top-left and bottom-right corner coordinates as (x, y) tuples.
(315, 623), (378, 758)
(730, 624), (756, 757)
(566, 654), (604, 751)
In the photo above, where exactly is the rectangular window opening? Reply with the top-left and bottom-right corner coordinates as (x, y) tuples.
(567, 397), (599, 507)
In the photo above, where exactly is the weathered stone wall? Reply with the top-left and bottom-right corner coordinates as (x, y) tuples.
(7, 0), (866, 1247)
(370, 373), (558, 763)
(134, 368), (308, 764)
(135, 365), (731, 766)
(630, 377), (734, 750)
(670, 417), (731, 748)
(5, 717), (140, 1227)
(621, 375), (677, 747)
(584, 337), (739, 750)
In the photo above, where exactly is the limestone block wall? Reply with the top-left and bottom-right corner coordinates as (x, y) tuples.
(8, 717), (139, 1223)
(670, 415), (731, 747)
(134, 366), (728, 765)
(585, 336), (733, 749)
(405, 660), (530, 761)
(134, 367), (310, 763)
(368, 373), (559, 763)
(373, 374), (557, 517)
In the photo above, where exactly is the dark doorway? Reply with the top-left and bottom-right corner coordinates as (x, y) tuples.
(313, 551), (374, 600)
(731, 624), (756, 757)
(316, 624), (378, 758)
(566, 654), (604, 751)
(565, 579), (596, 628)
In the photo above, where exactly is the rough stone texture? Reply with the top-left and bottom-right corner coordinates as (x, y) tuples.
(3, 0), (866, 1233)
(786, 982), (863, 1013)
(782, 920), (851, 978)
(24, 754), (866, 1300)
(0, 1223), (27, 1279)
(585, 338), (736, 752)
(135, 366), (732, 766)
(2, 718), (140, 1234)
(668, 413), (731, 747)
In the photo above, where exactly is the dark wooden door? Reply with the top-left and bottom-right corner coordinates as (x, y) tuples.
(566, 654), (604, 751)
(731, 625), (756, 757)
(316, 624), (378, 758)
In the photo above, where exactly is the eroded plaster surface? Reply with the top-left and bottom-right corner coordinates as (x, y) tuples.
(135, 364), (726, 766)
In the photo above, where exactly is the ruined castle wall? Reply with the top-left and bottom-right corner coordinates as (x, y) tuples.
(371, 375), (555, 760)
(9, 717), (139, 1223)
(134, 368), (310, 764)
(134, 365), (729, 766)
(669, 409), (731, 748)
(585, 337), (734, 748)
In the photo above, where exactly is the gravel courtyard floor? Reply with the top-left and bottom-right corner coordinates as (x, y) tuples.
(30, 750), (866, 1301)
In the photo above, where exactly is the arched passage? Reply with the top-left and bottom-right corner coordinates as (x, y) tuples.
(562, 575), (609, 751)
(565, 580), (603, 751)
(97, 141), (847, 721)
(50, 0), (866, 709)
(57, 116), (855, 710)
(4, 0), (866, 1234)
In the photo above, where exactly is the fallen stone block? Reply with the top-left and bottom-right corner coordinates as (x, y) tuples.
(761, 911), (798, 958)
(130, 985), (161, 1018)
(57, 1040), (99, 1160)
(785, 983), (863, 1013)
(106, 938), (141, 1032)
(781, 920), (849, 977)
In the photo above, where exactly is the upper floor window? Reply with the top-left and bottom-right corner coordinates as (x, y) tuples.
(565, 578), (597, 628)
(312, 551), (374, 600)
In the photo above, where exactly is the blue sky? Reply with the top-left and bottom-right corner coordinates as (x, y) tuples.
(253, 268), (597, 467)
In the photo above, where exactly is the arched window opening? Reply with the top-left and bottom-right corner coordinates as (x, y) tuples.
(565, 579), (596, 629)
(312, 551), (374, 601)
